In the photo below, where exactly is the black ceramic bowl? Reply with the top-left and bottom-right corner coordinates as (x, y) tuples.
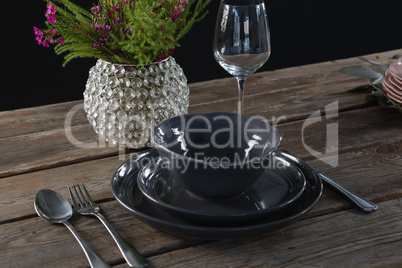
(152, 112), (282, 199)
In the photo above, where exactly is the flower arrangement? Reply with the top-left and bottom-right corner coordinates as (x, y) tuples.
(34, 0), (211, 66)
(340, 55), (402, 112)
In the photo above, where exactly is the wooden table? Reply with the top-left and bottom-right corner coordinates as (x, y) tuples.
(1, 49), (402, 267)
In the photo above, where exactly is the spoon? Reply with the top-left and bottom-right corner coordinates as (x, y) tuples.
(276, 150), (378, 212)
(34, 189), (111, 268)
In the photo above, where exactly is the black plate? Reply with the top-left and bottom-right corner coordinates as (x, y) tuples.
(111, 149), (322, 240)
(137, 156), (306, 223)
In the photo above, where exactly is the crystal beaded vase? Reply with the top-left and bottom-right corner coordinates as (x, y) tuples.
(83, 57), (189, 148)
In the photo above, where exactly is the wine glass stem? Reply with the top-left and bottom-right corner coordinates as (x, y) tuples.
(236, 77), (246, 114)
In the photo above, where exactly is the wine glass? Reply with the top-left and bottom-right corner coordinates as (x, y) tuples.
(213, 0), (271, 114)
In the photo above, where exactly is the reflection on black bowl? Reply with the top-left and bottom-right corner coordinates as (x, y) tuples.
(137, 156), (306, 223)
(152, 112), (282, 199)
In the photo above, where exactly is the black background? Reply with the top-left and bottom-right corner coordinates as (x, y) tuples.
(1, 0), (400, 111)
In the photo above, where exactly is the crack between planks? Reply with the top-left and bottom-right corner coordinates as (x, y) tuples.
(0, 151), (121, 179)
(189, 75), (363, 108)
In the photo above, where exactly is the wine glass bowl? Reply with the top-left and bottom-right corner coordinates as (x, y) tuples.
(214, 0), (271, 113)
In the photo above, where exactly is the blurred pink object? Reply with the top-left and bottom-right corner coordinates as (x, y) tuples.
(382, 58), (402, 103)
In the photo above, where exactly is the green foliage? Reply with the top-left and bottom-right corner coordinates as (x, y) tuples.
(34, 0), (212, 66)
(117, 1), (176, 65)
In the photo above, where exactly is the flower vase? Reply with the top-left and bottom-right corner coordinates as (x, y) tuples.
(83, 57), (189, 148)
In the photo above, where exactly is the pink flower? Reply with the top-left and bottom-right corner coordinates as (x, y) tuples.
(91, 5), (100, 14)
(57, 38), (65, 45)
(92, 43), (99, 50)
(91, 23), (101, 30)
(47, 15), (57, 24)
(45, 3), (57, 24)
(33, 26), (44, 45)
(45, 3), (56, 16)
(33, 27), (43, 37)
(50, 29), (56, 36)
(170, 3), (185, 21)
(156, 54), (166, 62)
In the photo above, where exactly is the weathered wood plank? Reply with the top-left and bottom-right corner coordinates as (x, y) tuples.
(1, 49), (402, 268)
(0, 100), (86, 139)
(277, 105), (402, 165)
(144, 198), (402, 268)
(0, 123), (121, 178)
(188, 49), (402, 107)
(0, 200), (201, 268)
(0, 104), (401, 223)
(2, 99), (400, 180)
(0, 81), (364, 178)
(1, 50), (400, 178)
(2, 196), (401, 267)
(0, 155), (123, 223)
(0, 76), (393, 178)
(305, 139), (402, 211)
(189, 75), (374, 118)
(1, 126), (400, 225)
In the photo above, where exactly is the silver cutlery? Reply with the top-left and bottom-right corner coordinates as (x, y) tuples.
(68, 183), (149, 268)
(34, 189), (111, 268)
(318, 172), (378, 212)
(276, 150), (378, 212)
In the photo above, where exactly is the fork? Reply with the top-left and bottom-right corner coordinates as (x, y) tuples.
(68, 183), (149, 268)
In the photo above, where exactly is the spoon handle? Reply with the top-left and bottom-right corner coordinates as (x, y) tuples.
(63, 221), (111, 268)
(276, 150), (378, 212)
(95, 212), (149, 267)
(318, 172), (378, 212)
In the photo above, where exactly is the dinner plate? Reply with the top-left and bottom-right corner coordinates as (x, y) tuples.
(137, 156), (306, 223)
(111, 149), (322, 240)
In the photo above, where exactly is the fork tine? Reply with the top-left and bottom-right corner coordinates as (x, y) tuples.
(73, 184), (86, 207)
(81, 183), (96, 205)
(77, 183), (90, 206)
(67, 185), (80, 210)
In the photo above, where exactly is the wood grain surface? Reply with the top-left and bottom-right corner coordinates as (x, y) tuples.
(1, 49), (401, 267)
